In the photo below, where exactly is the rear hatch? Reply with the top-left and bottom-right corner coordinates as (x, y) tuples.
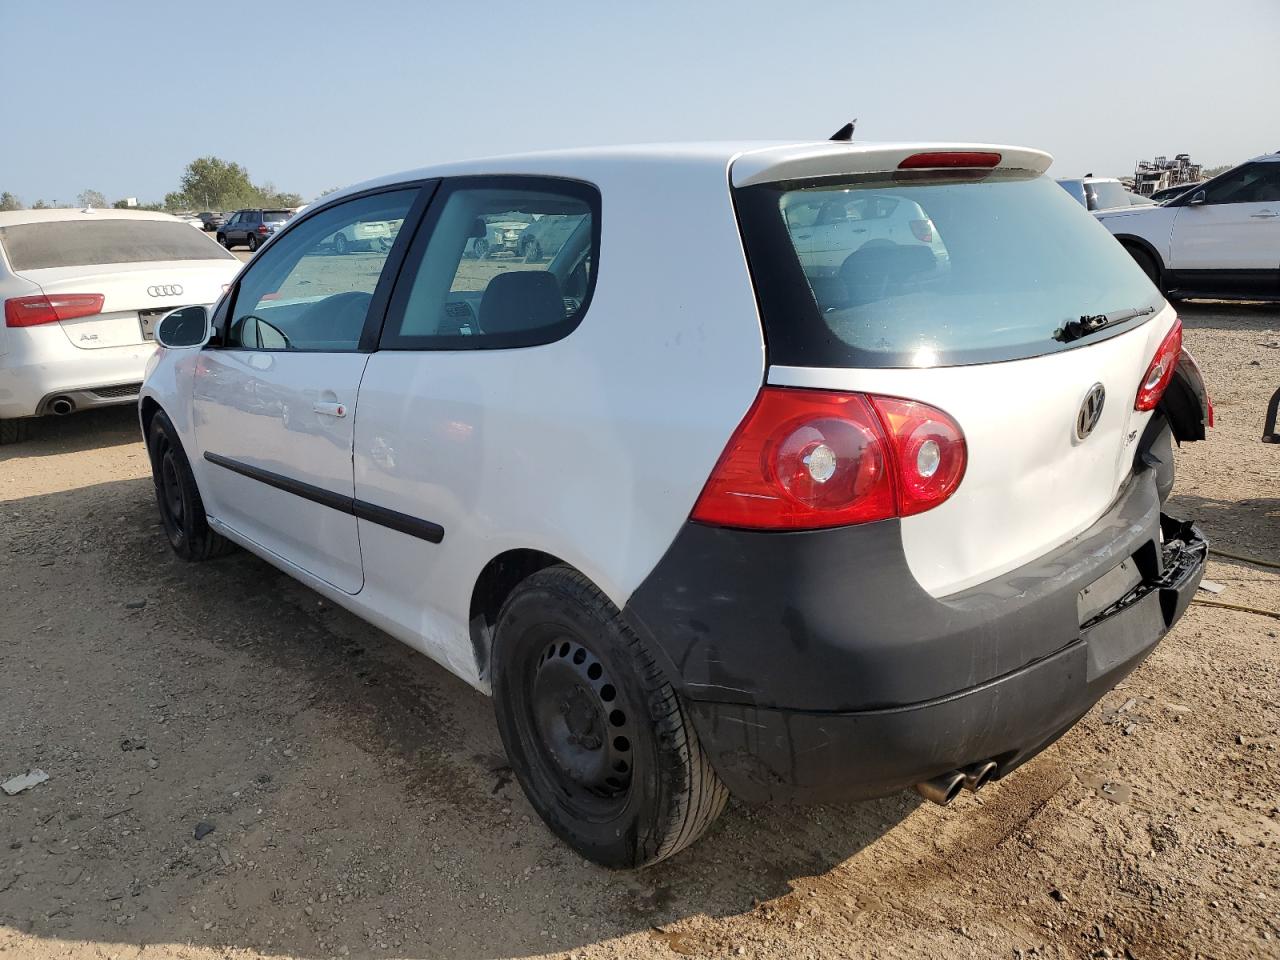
(732, 144), (1171, 597)
(0, 217), (239, 349)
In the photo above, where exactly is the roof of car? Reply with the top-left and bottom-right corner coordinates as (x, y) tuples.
(330, 140), (1054, 204)
(0, 208), (185, 228)
(1249, 152), (1280, 163)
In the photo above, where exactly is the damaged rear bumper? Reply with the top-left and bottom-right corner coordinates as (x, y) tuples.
(624, 475), (1206, 803)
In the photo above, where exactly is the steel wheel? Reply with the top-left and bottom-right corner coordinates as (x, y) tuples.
(526, 629), (636, 818)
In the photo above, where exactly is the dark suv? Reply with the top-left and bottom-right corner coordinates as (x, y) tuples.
(217, 209), (294, 252)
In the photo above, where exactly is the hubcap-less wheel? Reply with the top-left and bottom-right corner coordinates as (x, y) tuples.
(160, 447), (185, 529)
(529, 633), (634, 813)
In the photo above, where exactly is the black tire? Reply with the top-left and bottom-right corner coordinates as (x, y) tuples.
(146, 410), (234, 562)
(333, 232), (348, 255)
(524, 240), (543, 263)
(491, 565), (728, 869)
(474, 238), (489, 260)
(1126, 244), (1161, 289)
(217, 234), (228, 248)
(247, 234), (259, 252)
(0, 418), (30, 445)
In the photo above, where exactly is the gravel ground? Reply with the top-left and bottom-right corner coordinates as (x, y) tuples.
(0, 301), (1277, 960)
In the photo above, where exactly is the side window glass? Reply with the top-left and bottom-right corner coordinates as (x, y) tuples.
(382, 179), (598, 350)
(226, 189), (417, 352)
(1201, 165), (1275, 205)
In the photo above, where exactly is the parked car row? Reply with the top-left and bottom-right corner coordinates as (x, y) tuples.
(137, 139), (1209, 869)
(0, 208), (240, 443)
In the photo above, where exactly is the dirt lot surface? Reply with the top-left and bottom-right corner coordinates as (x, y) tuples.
(1, 303), (1278, 960)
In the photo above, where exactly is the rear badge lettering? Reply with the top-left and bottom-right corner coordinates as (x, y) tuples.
(1076, 383), (1106, 440)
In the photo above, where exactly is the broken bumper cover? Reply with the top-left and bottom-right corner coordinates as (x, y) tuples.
(625, 474), (1206, 803)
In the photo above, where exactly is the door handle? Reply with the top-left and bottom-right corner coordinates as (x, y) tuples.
(313, 400), (348, 418)
(1251, 211), (1278, 219)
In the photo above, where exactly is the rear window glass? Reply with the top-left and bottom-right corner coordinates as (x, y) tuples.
(1085, 181), (1130, 211)
(0, 218), (236, 271)
(263, 210), (293, 222)
(735, 171), (1161, 368)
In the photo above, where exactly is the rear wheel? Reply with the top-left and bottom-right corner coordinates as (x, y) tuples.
(474, 238), (490, 260)
(491, 565), (728, 869)
(524, 240), (543, 263)
(333, 232), (348, 255)
(0, 418), (30, 445)
(147, 410), (234, 561)
(247, 234), (259, 252)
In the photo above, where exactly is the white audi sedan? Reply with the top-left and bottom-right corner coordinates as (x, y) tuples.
(0, 208), (241, 443)
(140, 141), (1210, 868)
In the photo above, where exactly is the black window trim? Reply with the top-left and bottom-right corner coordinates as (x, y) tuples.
(212, 179), (439, 354)
(375, 174), (603, 352)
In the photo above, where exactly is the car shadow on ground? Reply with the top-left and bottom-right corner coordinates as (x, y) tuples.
(1176, 299), (1280, 333)
(0, 476), (921, 959)
(0, 406), (141, 463)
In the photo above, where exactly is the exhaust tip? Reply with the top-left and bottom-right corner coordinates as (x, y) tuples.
(962, 760), (998, 793)
(49, 397), (74, 416)
(915, 771), (965, 806)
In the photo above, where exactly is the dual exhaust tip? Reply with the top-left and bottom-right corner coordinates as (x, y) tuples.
(915, 760), (998, 806)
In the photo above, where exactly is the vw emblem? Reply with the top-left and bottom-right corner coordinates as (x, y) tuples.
(1076, 383), (1106, 440)
(147, 284), (183, 298)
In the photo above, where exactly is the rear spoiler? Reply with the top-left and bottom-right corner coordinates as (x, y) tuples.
(730, 142), (1054, 187)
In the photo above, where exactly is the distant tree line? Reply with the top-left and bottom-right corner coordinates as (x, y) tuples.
(1, 156), (304, 213)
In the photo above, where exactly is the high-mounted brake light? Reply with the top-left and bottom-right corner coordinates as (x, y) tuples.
(898, 151), (1002, 169)
(1135, 318), (1182, 411)
(5, 293), (105, 328)
(691, 388), (966, 530)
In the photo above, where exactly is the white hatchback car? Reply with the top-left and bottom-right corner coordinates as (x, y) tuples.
(1096, 152), (1280, 300)
(140, 141), (1210, 867)
(0, 209), (241, 444)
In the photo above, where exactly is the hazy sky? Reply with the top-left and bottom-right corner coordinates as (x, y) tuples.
(5, 0), (1277, 205)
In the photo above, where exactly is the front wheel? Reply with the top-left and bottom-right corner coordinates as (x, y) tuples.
(147, 410), (235, 562)
(491, 565), (728, 869)
(1126, 244), (1162, 289)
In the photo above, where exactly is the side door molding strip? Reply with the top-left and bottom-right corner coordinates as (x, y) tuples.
(203, 452), (444, 544)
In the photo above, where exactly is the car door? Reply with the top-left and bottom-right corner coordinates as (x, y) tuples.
(1168, 162), (1280, 294)
(352, 176), (600, 679)
(191, 186), (423, 592)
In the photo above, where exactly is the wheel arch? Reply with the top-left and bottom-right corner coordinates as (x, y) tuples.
(468, 548), (565, 683)
(139, 395), (162, 444)
(1113, 234), (1165, 285)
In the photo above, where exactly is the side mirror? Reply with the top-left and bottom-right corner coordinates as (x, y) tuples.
(1187, 190), (1207, 206)
(154, 305), (211, 349)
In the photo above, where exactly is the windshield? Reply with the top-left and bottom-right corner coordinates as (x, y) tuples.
(734, 170), (1161, 368)
(0, 218), (236, 271)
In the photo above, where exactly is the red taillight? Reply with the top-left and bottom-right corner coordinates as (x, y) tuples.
(4, 293), (104, 328)
(909, 219), (933, 243)
(690, 388), (966, 530)
(257, 224), (269, 234)
(1135, 318), (1182, 411)
(898, 151), (1001, 169)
